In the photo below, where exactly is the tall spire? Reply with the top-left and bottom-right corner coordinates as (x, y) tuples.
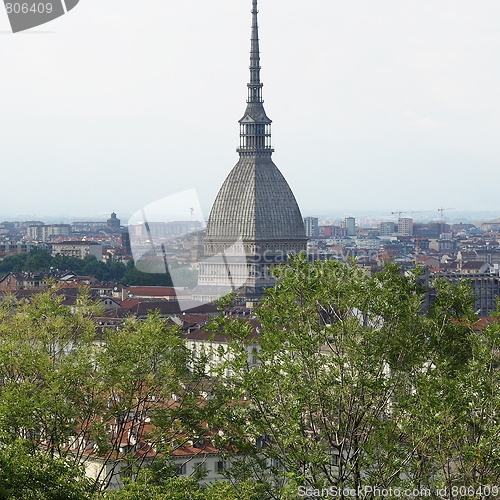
(237, 0), (273, 157)
(249, 0), (262, 97)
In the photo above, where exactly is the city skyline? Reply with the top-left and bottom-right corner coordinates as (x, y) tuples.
(2, 1), (500, 217)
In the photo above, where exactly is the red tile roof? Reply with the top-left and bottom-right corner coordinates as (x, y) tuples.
(126, 286), (177, 297)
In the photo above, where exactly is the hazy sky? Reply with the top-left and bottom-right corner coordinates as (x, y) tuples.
(1, 0), (500, 221)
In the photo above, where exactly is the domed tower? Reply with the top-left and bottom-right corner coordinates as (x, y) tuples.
(197, 0), (306, 298)
(107, 212), (121, 231)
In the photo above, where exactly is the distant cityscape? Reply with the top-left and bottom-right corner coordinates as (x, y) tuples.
(2, 0), (500, 494)
(2, 209), (500, 319)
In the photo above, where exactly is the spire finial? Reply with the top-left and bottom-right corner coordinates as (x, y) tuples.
(237, 0), (274, 156)
(249, 0), (261, 89)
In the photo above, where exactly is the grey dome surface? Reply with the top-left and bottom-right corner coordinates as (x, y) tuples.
(206, 155), (306, 243)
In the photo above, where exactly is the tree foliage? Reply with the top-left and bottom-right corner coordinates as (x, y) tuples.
(0, 248), (126, 281)
(0, 256), (499, 498)
(0, 288), (212, 496)
(120, 260), (173, 286)
(0, 439), (92, 500)
(208, 255), (500, 498)
(104, 461), (264, 500)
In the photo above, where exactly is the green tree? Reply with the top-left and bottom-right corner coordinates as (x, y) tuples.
(0, 249), (126, 281)
(0, 287), (104, 495)
(0, 288), (212, 495)
(120, 259), (173, 286)
(399, 279), (500, 490)
(103, 457), (265, 499)
(51, 254), (126, 281)
(106, 260), (127, 281)
(88, 311), (216, 490)
(207, 255), (499, 498)
(52, 253), (86, 274)
(24, 247), (52, 272)
(0, 252), (28, 273)
(0, 439), (92, 500)
(1, 255), (498, 499)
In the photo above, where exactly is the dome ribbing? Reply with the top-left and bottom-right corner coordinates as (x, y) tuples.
(206, 155), (306, 243)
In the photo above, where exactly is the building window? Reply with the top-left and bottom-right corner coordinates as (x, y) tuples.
(193, 461), (207, 472)
(252, 347), (258, 365)
(178, 463), (187, 475)
(216, 461), (225, 473)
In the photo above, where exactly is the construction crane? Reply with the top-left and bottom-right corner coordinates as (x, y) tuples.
(438, 207), (455, 235)
(391, 211), (406, 218)
(390, 210), (429, 221)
